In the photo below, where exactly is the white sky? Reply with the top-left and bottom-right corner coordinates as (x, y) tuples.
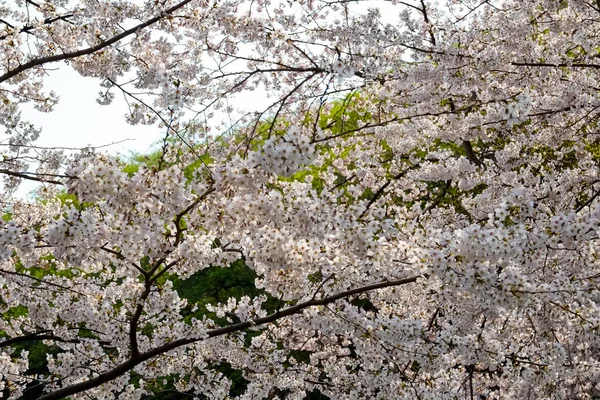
(12, 66), (163, 198)
(11, 64), (275, 198)
(20, 66), (162, 154)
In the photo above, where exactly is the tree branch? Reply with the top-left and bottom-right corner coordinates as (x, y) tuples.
(359, 165), (419, 219)
(128, 280), (151, 359)
(0, 168), (64, 185)
(0, 330), (77, 348)
(37, 275), (421, 400)
(0, 13), (75, 41)
(0, 0), (196, 83)
(512, 61), (600, 69)
(0, 327), (112, 348)
(575, 185), (600, 213)
(129, 186), (215, 358)
(461, 140), (482, 166)
(0, 268), (85, 295)
(419, 0), (437, 46)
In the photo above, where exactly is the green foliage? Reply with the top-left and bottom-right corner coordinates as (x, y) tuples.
(136, 260), (281, 398)
(212, 362), (249, 397)
(11, 88), (566, 400)
(585, 138), (600, 163)
(350, 297), (378, 314)
(172, 259), (279, 325)
(1, 305), (28, 320)
(138, 373), (194, 399)
(122, 163), (139, 177)
(50, 190), (93, 210)
(183, 153), (213, 182)
(123, 147), (213, 188)
(54, 191), (79, 206)
(318, 92), (373, 138)
(11, 340), (60, 375)
(15, 254), (76, 281)
(523, 140), (578, 172)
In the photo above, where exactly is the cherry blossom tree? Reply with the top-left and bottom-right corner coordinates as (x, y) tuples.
(2, 0), (600, 399)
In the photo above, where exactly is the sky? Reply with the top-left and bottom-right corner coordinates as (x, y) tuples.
(11, 67), (164, 197)
(20, 67), (162, 154)
(11, 63), (273, 198)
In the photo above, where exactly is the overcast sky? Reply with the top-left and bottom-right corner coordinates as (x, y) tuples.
(10, 67), (163, 198)
(20, 67), (162, 154)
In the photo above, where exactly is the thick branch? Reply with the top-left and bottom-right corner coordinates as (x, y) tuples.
(0, 13), (75, 41)
(0, 0), (195, 83)
(0, 168), (64, 185)
(37, 275), (421, 400)
(0, 330), (77, 348)
(130, 187), (215, 358)
(461, 140), (482, 166)
(512, 61), (600, 69)
(128, 281), (151, 358)
(359, 165), (419, 219)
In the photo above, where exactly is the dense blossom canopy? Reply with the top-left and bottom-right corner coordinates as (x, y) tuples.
(2, 0), (600, 399)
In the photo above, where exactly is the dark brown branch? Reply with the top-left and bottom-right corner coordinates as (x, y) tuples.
(328, 173), (356, 192)
(0, 168), (64, 184)
(311, 99), (491, 144)
(267, 71), (321, 136)
(147, 186), (216, 279)
(312, 274), (336, 299)
(512, 62), (600, 69)
(0, 327), (112, 348)
(0, 138), (134, 151)
(0, 268), (85, 295)
(38, 275), (421, 400)
(0, 18), (15, 29)
(423, 179), (452, 213)
(461, 140), (482, 166)
(129, 280), (151, 358)
(359, 165), (419, 219)
(575, 185), (600, 213)
(106, 78), (212, 177)
(0, 13), (75, 41)
(25, 0), (41, 8)
(99, 245), (145, 275)
(289, 42), (321, 69)
(397, 1), (422, 12)
(129, 187), (215, 358)
(419, 0), (437, 46)
(0, 0), (195, 83)
(0, 330), (78, 348)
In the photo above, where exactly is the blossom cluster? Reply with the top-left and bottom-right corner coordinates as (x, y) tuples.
(2, 0), (600, 399)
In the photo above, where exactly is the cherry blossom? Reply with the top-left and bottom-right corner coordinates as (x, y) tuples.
(2, 0), (600, 399)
